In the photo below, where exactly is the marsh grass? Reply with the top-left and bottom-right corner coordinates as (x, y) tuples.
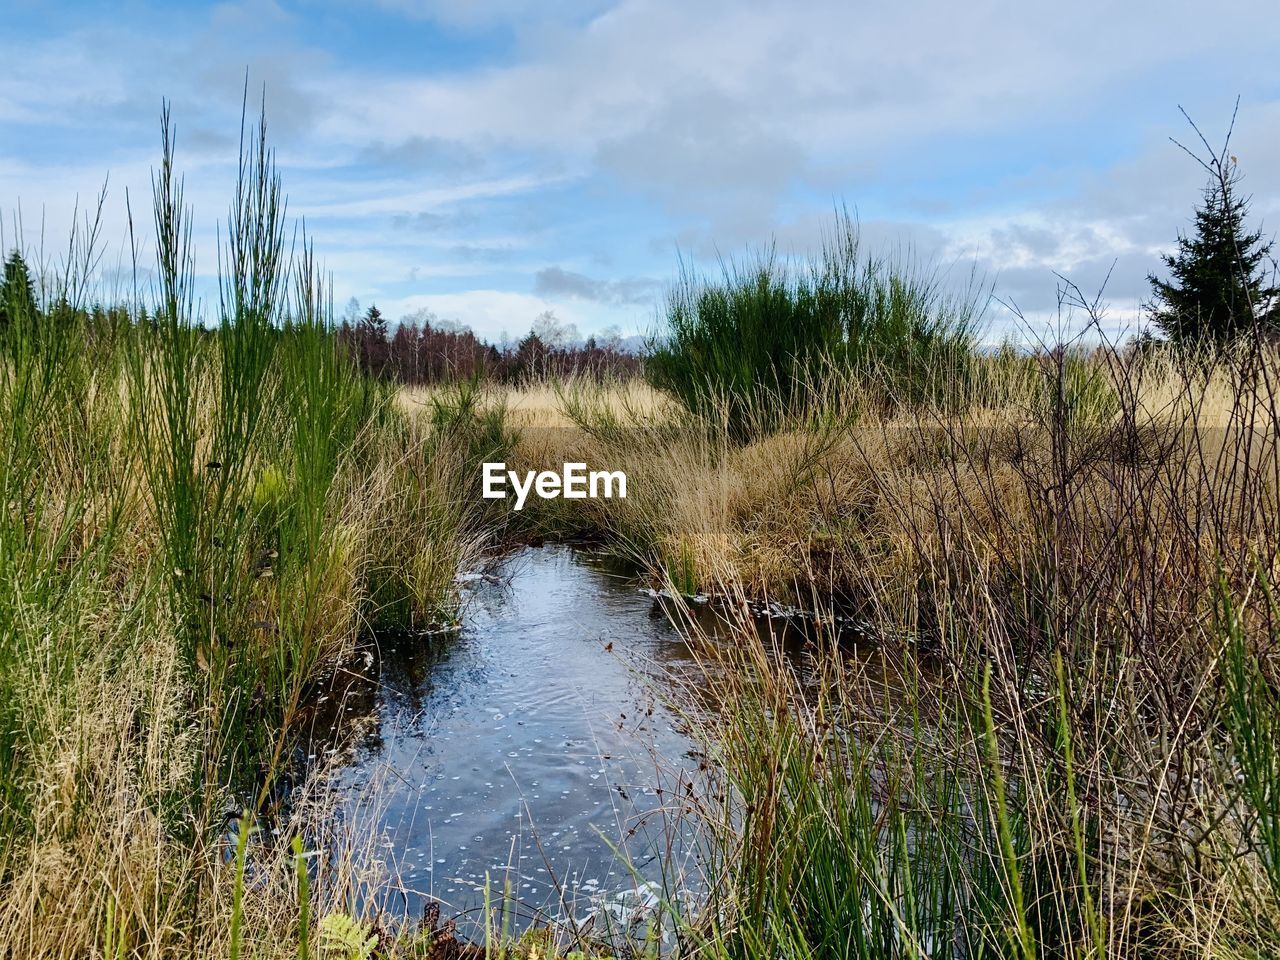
(656, 595), (1069, 959)
(653, 463), (1275, 958)
(1220, 581), (1280, 914)
(646, 210), (981, 441)
(0, 105), (511, 958)
(503, 296), (1280, 956)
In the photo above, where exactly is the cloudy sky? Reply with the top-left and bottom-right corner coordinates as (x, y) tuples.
(1, 0), (1277, 343)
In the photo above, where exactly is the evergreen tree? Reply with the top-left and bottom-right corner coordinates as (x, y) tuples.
(515, 331), (548, 379)
(357, 304), (388, 376)
(361, 304), (386, 339)
(1147, 164), (1278, 345)
(0, 249), (38, 332)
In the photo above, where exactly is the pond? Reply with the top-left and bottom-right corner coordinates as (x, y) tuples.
(320, 545), (714, 933)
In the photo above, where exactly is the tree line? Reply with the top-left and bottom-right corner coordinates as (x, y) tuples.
(336, 304), (641, 384)
(0, 254), (640, 384)
(3, 150), (1276, 365)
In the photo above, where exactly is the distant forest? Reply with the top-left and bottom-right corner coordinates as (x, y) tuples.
(0, 247), (644, 385)
(337, 303), (643, 384)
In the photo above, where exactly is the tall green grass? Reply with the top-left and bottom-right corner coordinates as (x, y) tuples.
(646, 211), (981, 439)
(0, 102), (512, 957)
(1220, 578), (1280, 913)
(127, 103), (205, 683)
(681, 626), (1106, 960)
(0, 196), (125, 852)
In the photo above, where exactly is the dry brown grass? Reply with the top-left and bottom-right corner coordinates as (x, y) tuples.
(490, 352), (1278, 616)
(0, 625), (397, 958)
(399, 377), (673, 429)
(0, 351), (508, 959)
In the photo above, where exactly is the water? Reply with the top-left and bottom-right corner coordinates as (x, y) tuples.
(321, 545), (710, 931)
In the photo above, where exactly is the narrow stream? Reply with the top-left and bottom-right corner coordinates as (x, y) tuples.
(324, 545), (711, 931)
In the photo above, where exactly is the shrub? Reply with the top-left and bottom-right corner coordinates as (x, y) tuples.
(645, 211), (980, 439)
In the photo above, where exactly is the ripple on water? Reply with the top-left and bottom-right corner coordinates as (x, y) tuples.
(327, 545), (707, 931)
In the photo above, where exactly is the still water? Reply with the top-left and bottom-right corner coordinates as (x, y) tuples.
(323, 545), (711, 931)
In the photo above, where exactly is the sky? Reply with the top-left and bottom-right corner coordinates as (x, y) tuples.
(1, 0), (1277, 345)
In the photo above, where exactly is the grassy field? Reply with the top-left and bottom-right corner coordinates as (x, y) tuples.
(389, 340), (1280, 959)
(3, 120), (1280, 959)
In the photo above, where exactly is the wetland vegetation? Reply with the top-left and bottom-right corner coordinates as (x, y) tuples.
(2, 108), (1280, 960)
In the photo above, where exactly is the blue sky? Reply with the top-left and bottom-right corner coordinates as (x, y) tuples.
(1, 0), (1277, 343)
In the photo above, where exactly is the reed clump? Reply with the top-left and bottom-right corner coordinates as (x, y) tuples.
(645, 210), (980, 442)
(0, 107), (512, 958)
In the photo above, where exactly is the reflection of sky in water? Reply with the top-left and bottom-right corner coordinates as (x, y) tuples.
(328, 545), (707, 931)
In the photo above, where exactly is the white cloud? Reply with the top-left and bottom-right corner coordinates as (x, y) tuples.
(292, 172), (572, 219)
(371, 0), (606, 28)
(375, 289), (648, 341)
(2, 0), (1277, 341)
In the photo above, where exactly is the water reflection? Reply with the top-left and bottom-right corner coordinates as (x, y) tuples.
(322, 545), (710, 931)
(303, 543), (893, 941)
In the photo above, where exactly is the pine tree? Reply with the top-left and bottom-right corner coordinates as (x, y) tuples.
(0, 249), (38, 333)
(360, 304), (386, 339)
(1147, 164), (1278, 345)
(358, 304), (388, 376)
(515, 331), (548, 380)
